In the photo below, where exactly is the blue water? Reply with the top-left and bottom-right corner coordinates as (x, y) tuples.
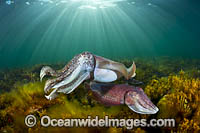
(0, 0), (200, 69)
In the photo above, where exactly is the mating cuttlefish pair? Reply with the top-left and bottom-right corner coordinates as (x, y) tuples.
(40, 52), (159, 114)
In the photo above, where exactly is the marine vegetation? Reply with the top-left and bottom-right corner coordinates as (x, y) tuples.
(0, 57), (200, 132)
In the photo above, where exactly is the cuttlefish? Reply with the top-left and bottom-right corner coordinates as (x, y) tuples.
(88, 82), (159, 114)
(40, 52), (136, 100)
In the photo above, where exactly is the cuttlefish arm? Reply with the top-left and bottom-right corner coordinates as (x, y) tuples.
(40, 66), (58, 82)
(89, 82), (159, 114)
(40, 53), (84, 82)
(40, 52), (95, 100)
(94, 55), (136, 80)
(45, 71), (91, 100)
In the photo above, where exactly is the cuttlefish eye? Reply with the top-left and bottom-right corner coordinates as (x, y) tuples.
(80, 56), (95, 71)
(125, 88), (159, 114)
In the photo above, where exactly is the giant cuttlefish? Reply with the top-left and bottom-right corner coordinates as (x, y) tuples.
(40, 52), (136, 100)
(89, 82), (159, 114)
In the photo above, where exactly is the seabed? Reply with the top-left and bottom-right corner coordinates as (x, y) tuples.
(0, 57), (200, 132)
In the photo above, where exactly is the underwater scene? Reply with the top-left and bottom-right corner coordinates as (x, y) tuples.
(0, 0), (200, 132)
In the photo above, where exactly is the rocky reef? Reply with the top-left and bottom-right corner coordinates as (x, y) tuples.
(0, 57), (200, 132)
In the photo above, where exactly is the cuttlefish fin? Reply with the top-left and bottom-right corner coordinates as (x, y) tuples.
(57, 71), (90, 94)
(127, 61), (136, 78)
(95, 55), (136, 80)
(40, 66), (58, 82)
(94, 68), (117, 82)
(102, 61), (136, 80)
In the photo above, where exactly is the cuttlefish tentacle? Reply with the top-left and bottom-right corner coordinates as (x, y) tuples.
(94, 55), (136, 80)
(40, 66), (58, 82)
(41, 52), (95, 100)
(40, 53), (85, 82)
(89, 82), (158, 114)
